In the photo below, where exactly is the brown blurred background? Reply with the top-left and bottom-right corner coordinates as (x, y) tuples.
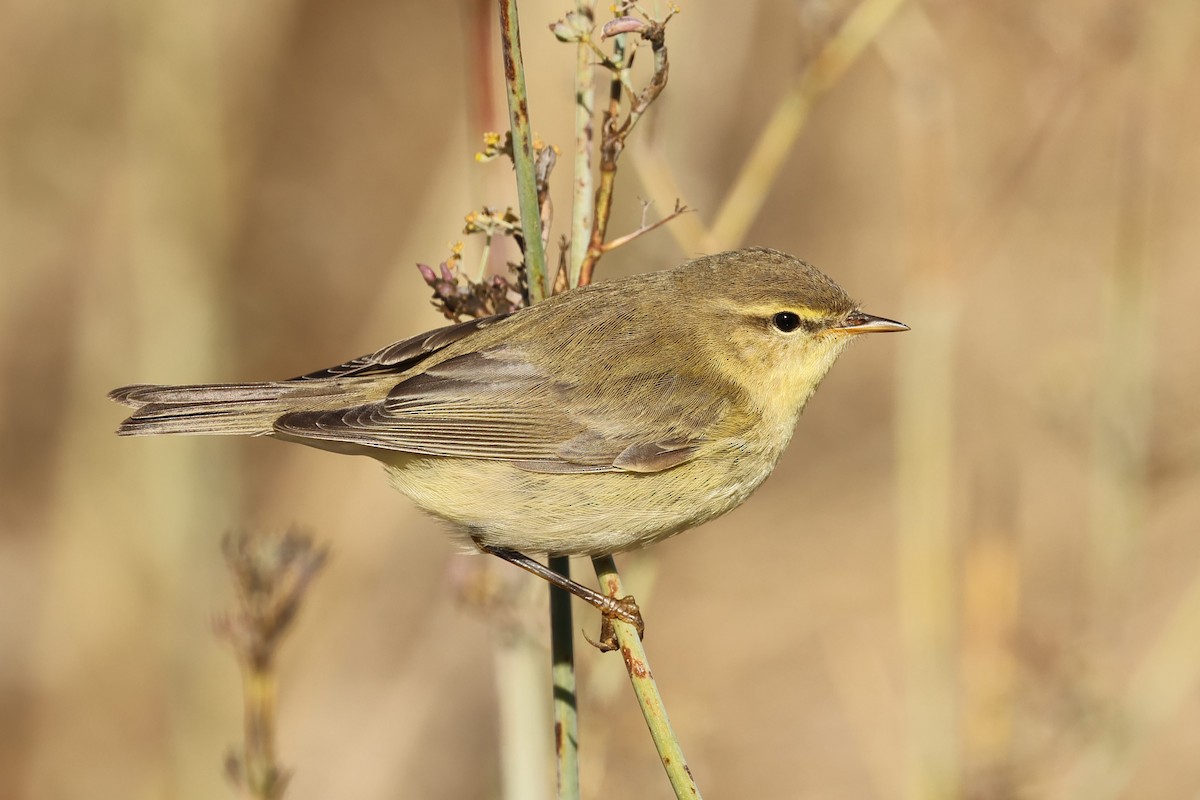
(4, 0), (1200, 797)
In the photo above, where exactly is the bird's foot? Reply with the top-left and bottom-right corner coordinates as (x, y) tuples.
(584, 595), (644, 652)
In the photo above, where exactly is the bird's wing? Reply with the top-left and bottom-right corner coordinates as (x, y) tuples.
(290, 313), (514, 381)
(274, 345), (734, 474)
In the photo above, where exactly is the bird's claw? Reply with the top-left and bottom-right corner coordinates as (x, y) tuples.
(585, 595), (644, 652)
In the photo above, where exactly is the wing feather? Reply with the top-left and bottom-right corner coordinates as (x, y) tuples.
(275, 345), (733, 474)
(291, 313), (513, 380)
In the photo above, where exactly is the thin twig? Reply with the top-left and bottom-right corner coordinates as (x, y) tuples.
(579, 8), (673, 285)
(568, 2), (597, 289)
(628, 139), (709, 253)
(535, 142), (557, 256)
(579, 31), (626, 287)
(591, 555), (702, 799)
(602, 199), (690, 253)
(625, 0), (906, 254)
(498, 0), (549, 302)
(708, 0), (907, 251)
(550, 4), (596, 796)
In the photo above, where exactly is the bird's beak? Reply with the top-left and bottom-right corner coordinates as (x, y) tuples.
(831, 311), (909, 334)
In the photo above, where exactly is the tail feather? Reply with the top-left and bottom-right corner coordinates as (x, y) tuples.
(109, 383), (297, 408)
(110, 382), (320, 436)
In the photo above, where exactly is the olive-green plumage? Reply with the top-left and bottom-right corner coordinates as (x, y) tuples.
(111, 248), (905, 556)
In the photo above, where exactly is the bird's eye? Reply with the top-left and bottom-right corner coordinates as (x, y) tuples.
(772, 311), (802, 333)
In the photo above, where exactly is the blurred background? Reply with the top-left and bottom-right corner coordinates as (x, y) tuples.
(3, 0), (1199, 797)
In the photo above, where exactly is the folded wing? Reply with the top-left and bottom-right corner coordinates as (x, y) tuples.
(274, 345), (731, 474)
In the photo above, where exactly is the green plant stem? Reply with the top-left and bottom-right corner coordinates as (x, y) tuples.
(568, 3), (596, 288)
(548, 556), (580, 800)
(498, 0), (548, 302)
(499, 3), (581, 796)
(591, 555), (702, 799)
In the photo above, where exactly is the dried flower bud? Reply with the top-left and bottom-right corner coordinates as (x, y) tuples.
(416, 258), (527, 322)
(550, 10), (592, 42)
(601, 16), (648, 39)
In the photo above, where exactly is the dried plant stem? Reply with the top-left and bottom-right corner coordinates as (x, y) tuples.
(493, 632), (553, 800)
(629, 140), (710, 253)
(499, 4), (582, 797)
(705, 0), (907, 250)
(1055, 9), (1185, 798)
(1086, 61), (1158, 623)
(579, 33), (627, 287)
(879, 8), (960, 800)
(627, 0), (905, 254)
(568, 2), (596, 287)
(591, 555), (702, 799)
(578, 13), (671, 285)
(601, 200), (689, 254)
(893, 299), (958, 800)
(498, 0), (549, 302)
(218, 530), (329, 800)
(502, 6), (690, 797)
(548, 557), (581, 800)
(238, 661), (282, 799)
(121, 6), (240, 791)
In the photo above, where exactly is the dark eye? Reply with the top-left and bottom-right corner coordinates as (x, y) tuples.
(772, 311), (801, 332)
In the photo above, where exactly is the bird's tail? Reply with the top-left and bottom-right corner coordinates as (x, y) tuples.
(110, 382), (330, 437)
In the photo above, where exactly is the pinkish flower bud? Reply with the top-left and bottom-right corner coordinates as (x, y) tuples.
(601, 17), (648, 40)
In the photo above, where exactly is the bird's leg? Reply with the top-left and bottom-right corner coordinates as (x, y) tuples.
(478, 545), (645, 646)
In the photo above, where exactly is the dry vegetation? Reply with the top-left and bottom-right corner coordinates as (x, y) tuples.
(3, 0), (1200, 798)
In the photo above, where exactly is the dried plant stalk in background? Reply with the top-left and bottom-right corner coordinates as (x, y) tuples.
(217, 529), (329, 800)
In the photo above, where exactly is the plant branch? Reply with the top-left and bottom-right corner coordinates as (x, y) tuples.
(579, 31), (626, 288)
(591, 555), (702, 799)
(578, 8), (673, 286)
(550, 4), (596, 796)
(549, 556), (580, 800)
(706, 0), (907, 250)
(499, 0), (549, 302)
(602, 199), (690, 253)
(217, 529), (329, 800)
(629, 139), (710, 253)
(568, 3), (597, 288)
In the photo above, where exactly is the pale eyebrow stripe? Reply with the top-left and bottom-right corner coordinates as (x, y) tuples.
(711, 299), (835, 322)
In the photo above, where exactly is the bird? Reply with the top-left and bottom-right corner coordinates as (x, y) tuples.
(110, 247), (907, 635)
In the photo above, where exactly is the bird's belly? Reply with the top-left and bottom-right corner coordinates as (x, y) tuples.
(382, 450), (778, 557)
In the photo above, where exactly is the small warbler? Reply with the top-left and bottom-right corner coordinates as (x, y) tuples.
(111, 248), (906, 632)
